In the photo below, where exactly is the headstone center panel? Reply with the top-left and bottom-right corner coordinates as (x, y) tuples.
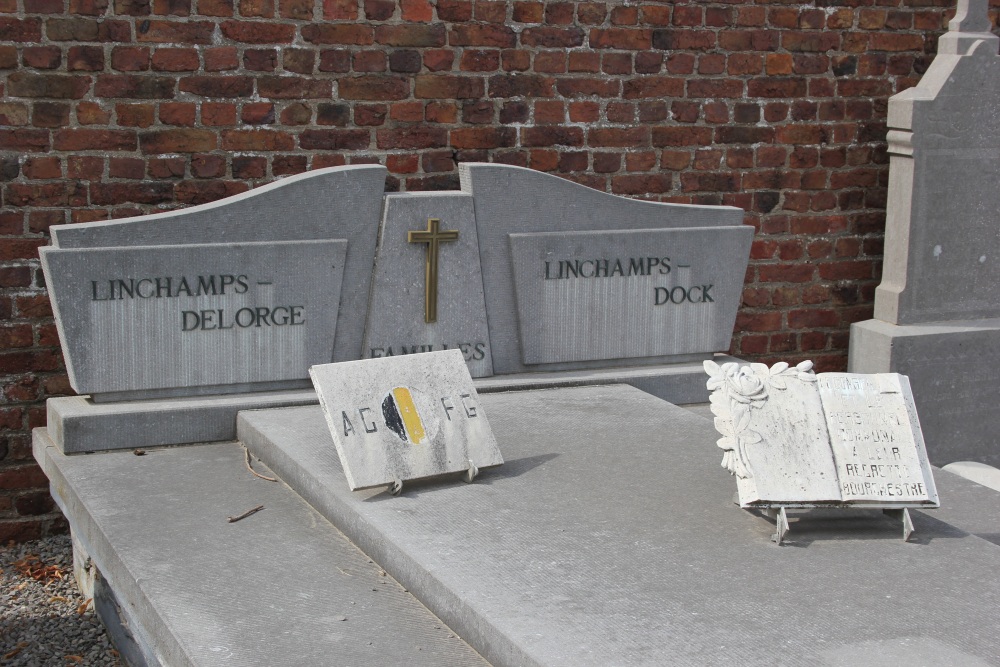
(363, 193), (493, 377)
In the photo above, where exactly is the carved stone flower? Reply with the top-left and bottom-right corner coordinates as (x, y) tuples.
(726, 366), (768, 405)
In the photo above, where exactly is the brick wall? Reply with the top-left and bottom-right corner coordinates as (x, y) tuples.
(2, 0), (999, 541)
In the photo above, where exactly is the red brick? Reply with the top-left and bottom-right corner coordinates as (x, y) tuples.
(0, 130), (50, 151)
(449, 24), (516, 47)
(521, 26), (585, 47)
(152, 47), (199, 71)
(321, 0), (355, 18)
(175, 179), (248, 204)
(116, 103), (156, 127)
(302, 23), (373, 45)
(652, 126), (712, 147)
(95, 74), (175, 98)
(204, 47), (238, 70)
(437, 0), (471, 21)
(220, 129), (293, 151)
(258, 76), (331, 98)
(137, 20), (214, 43)
(622, 77), (683, 99)
(220, 20), (294, 43)
(611, 173), (672, 195)
(415, 74), (485, 99)
(588, 127), (648, 148)
(112, 46), (150, 71)
(589, 28), (651, 50)
(159, 101), (196, 125)
(140, 128), (217, 152)
(67, 46), (105, 72)
(53, 128), (137, 150)
(7, 72), (90, 98)
(758, 264), (815, 283)
(521, 126), (583, 147)
(375, 24), (445, 47)
(179, 75), (253, 97)
(339, 75), (409, 100)
(299, 129), (370, 150)
(375, 126), (447, 149)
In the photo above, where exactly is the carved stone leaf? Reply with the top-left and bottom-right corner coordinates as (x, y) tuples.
(769, 375), (787, 390)
(769, 362), (789, 375)
(732, 402), (752, 432)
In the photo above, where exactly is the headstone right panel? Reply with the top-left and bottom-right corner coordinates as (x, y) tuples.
(462, 163), (750, 374)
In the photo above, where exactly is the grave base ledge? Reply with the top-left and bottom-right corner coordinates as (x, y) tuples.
(849, 317), (1000, 466)
(47, 355), (739, 454)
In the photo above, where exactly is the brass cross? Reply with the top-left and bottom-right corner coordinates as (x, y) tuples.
(408, 218), (459, 323)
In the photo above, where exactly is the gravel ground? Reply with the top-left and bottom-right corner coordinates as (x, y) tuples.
(1, 535), (120, 666)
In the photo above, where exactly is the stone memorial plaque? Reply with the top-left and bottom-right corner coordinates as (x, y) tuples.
(310, 349), (503, 491)
(509, 228), (752, 364)
(819, 373), (937, 504)
(706, 360), (939, 508)
(41, 240), (346, 398)
(363, 193), (492, 377)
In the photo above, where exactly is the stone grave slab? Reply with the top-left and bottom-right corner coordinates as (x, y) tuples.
(32, 430), (487, 667)
(41, 240), (345, 399)
(310, 350), (502, 490)
(238, 384), (1000, 667)
(509, 228), (750, 364)
(460, 163), (749, 374)
(362, 193), (492, 377)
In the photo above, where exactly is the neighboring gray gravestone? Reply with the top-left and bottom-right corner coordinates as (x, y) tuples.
(849, 0), (1000, 465)
(40, 241), (345, 399)
(309, 349), (502, 491)
(46, 165), (386, 366)
(510, 228), (750, 364)
(460, 162), (750, 374)
(706, 360), (938, 508)
(362, 193), (492, 377)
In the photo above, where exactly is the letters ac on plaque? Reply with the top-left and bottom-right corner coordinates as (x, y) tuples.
(408, 218), (459, 323)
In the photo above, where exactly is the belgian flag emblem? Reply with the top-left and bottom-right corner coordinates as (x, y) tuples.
(382, 387), (429, 445)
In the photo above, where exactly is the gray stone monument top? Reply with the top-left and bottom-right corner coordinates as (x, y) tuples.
(309, 349), (503, 491)
(40, 166), (386, 399)
(706, 360), (939, 511)
(362, 193), (492, 377)
(939, 0), (999, 55)
(877, 5), (999, 325)
(460, 163), (749, 374)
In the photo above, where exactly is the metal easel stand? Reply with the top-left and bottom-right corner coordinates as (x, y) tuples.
(758, 506), (915, 546)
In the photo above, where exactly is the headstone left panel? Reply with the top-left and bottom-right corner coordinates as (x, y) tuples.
(41, 240), (346, 397)
(48, 165), (387, 365)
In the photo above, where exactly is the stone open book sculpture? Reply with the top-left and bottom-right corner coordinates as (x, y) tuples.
(705, 359), (939, 544)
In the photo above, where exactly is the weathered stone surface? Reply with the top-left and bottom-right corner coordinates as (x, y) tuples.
(706, 360), (938, 507)
(33, 430), (488, 667)
(460, 162), (747, 374)
(509, 227), (751, 364)
(363, 193), (492, 377)
(48, 165), (386, 365)
(238, 385), (1000, 666)
(309, 349), (502, 490)
(41, 240), (345, 397)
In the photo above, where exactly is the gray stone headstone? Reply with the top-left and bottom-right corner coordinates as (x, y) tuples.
(48, 165), (387, 365)
(850, 1), (1000, 465)
(706, 360), (938, 507)
(363, 193), (492, 377)
(876, 31), (1000, 325)
(41, 240), (345, 399)
(460, 163), (749, 374)
(310, 349), (502, 491)
(509, 228), (751, 364)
